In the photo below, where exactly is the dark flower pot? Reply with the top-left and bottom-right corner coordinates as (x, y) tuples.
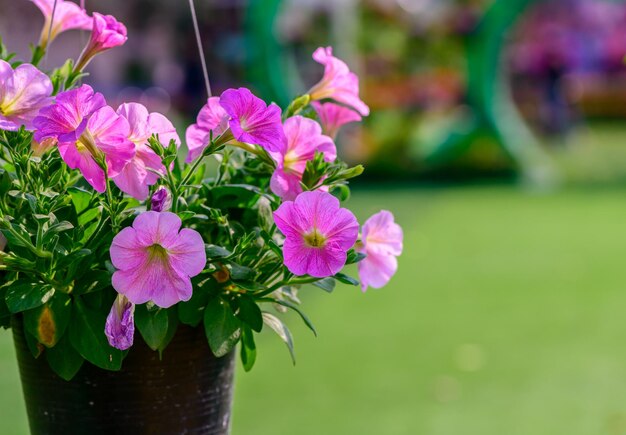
(12, 318), (236, 435)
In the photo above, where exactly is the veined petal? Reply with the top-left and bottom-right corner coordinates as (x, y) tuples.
(167, 228), (207, 277)
(133, 211), (181, 247)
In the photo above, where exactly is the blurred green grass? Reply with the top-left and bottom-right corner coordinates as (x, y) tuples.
(2, 185), (626, 434)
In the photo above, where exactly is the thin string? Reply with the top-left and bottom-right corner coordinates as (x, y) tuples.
(188, 0), (212, 98)
(44, 0), (59, 67)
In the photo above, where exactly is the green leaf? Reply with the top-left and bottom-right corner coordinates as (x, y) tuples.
(69, 298), (122, 370)
(346, 249), (366, 265)
(45, 334), (84, 381)
(272, 299), (317, 336)
(157, 309), (179, 355)
(135, 305), (169, 351)
(262, 312), (295, 365)
(5, 282), (55, 313)
(23, 293), (71, 347)
(333, 273), (360, 286)
(68, 187), (99, 225)
(230, 264), (255, 281)
(312, 278), (335, 293)
(23, 328), (44, 358)
(204, 297), (241, 357)
(240, 326), (257, 372)
(178, 288), (210, 327)
(205, 244), (231, 259)
(236, 295), (263, 333)
(73, 270), (112, 295)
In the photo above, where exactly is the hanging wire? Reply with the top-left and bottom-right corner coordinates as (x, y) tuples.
(188, 0), (212, 98)
(44, 0), (59, 67)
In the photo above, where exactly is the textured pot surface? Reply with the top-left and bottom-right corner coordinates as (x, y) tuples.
(13, 319), (236, 435)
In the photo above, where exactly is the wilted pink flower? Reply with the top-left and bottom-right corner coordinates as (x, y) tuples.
(151, 186), (171, 212)
(308, 47), (370, 117)
(273, 190), (358, 278)
(110, 211), (207, 308)
(31, 0), (92, 49)
(270, 116), (336, 201)
(311, 101), (362, 139)
(105, 294), (135, 350)
(113, 103), (179, 200)
(0, 61), (52, 131)
(357, 211), (403, 292)
(75, 12), (127, 71)
(219, 87), (286, 154)
(185, 97), (228, 163)
(33, 85), (134, 192)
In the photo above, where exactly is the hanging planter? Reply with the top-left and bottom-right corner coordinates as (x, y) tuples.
(13, 318), (236, 434)
(0, 1), (404, 433)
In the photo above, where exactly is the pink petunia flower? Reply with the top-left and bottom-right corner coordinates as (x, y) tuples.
(357, 211), (403, 292)
(30, 0), (92, 49)
(308, 47), (370, 117)
(105, 294), (135, 350)
(110, 211), (207, 308)
(185, 97), (228, 163)
(219, 87), (286, 154)
(113, 103), (179, 200)
(0, 60), (52, 131)
(311, 101), (362, 139)
(75, 12), (127, 71)
(270, 116), (336, 201)
(273, 190), (358, 278)
(33, 85), (134, 192)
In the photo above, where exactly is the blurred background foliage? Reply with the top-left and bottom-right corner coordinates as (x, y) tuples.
(3, 0), (626, 434)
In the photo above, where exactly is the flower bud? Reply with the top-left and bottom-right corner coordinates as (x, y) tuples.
(74, 13), (127, 72)
(105, 294), (135, 350)
(151, 186), (171, 212)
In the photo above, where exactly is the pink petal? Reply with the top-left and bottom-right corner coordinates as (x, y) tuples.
(311, 101), (361, 139)
(57, 142), (106, 192)
(270, 168), (303, 201)
(112, 157), (151, 200)
(362, 210), (403, 256)
(87, 106), (135, 177)
(117, 102), (150, 141)
(309, 47), (370, 117)
(110, 226), (148, 271)
(282, 238), (347, 278)
(133, 211), (181, 247)
(358, 250), (398, 291)
(167, 228), (207, 277)
(219, 88), (286, 153)
(112, 261), (192, 308)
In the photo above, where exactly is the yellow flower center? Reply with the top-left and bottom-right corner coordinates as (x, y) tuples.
(147, 244), (169, 263)
(303, 229), (326, 248)
(75, 130), (102, 159)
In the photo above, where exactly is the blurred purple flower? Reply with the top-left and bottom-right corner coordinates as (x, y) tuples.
(311, 101), (362, 139)
(0, 60), (52, 131)
(30, 0), (92, 49)
(308, 47), (370, 117)
(273, 190), (358, 278)
(357, 211), (403, 292)
(105, 294), (135, 350)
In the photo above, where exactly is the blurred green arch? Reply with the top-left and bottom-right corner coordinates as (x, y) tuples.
(244, 0), (556, 183)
